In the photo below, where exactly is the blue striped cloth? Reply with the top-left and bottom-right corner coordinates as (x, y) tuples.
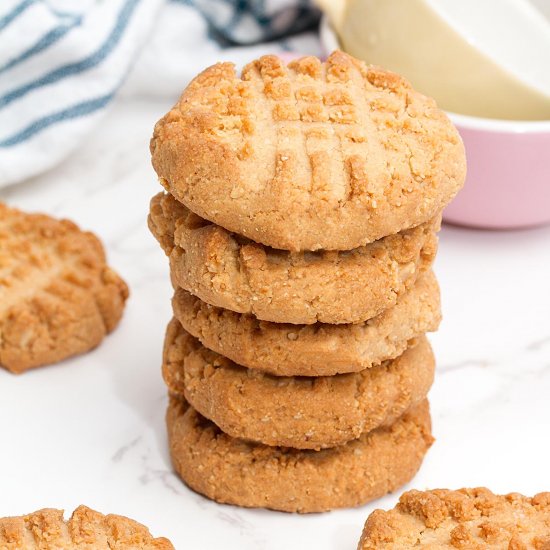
(0, 0), (320, 187)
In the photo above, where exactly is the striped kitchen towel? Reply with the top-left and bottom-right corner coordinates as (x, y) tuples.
(0, 0), (320, 188)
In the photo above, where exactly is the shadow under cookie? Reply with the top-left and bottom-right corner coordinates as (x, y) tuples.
(148, 192), (440, 325)
(163, 319), (435, 449)
(172, 270), (440, 376)
(166, 396), (433, 513)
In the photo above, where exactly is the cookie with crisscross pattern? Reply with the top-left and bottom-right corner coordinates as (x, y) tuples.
(0, 203), (128, 374)
(151, 51), (465, 251)
(148, 192), (439, 325)
(358, 488), (550, 549)
(0, 506), (173, 549)
(163, 319), (434, 450)
(171, 270), (440, 376)
(167, 396), (433, 513)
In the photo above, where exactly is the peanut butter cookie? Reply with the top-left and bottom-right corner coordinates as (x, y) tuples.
(0, 505), (173, 549)
(149, 192), (439, 324)
(163, 319), (434, 449)
(0, 203), (129, 374)
(167, 397), (433, 513)
(358, 488), (550, 549)
(151, 51), (465, 251)
(172, 270), (440, 376)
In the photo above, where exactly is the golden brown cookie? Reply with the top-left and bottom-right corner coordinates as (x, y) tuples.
(0, 505), (173, 549)
(0, 203), (129, 374)
(150, 51), (465, 252)
(172, 270), (440, 376)
(358, 488), (550, 549)
(163, 319), (434, 449)
(149, 192), (439, 324)
(167, 396), (433, 513)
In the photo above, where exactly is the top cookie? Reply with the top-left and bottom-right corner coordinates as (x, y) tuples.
(0, 203), (129, 374)
(0, 505), (173, 549)
(151, 51), (465, 251)
(358, 488), (550, 549)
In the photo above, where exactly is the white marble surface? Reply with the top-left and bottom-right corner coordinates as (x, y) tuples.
(1, 97), (550, 549)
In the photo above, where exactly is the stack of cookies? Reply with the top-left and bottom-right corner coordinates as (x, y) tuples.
(148, 51), (466, 513)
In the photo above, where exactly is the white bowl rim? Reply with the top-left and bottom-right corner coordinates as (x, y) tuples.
(319, 15), (550, 133)
(447, 111), (550, 133)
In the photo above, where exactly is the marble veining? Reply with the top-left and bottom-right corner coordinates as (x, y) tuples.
(0, 97), (549, 549)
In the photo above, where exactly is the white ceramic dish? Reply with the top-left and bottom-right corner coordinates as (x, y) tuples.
(317, 0), (550, 120)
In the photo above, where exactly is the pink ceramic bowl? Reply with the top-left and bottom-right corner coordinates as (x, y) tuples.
(318, 15), (550, 229)
(444, 114), (550, 229)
